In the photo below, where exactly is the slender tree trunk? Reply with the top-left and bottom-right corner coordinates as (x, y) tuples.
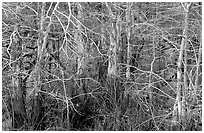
(107, 32), (117, 76)
(98, 16), (106, 85)
(33, 2), (47, 130)
(75, 3), (84, 75)
(193, 2), (202, 105)
(193, 34), (202, 104)
(115, 14), (122, 102)
(11, 25), (27, 129)
(172, 2), (192, 130)
(126, 2), (131, 80)
(182, 12), (188, 129)
(33, 2), (58, 130)
(105, 3), (117, 77)
(105, 3), (119, 130)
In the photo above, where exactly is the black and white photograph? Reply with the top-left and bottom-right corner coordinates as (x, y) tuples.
(1, 2), (202, 131)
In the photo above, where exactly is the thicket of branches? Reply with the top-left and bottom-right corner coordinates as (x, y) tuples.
(2, 2), (202, 131)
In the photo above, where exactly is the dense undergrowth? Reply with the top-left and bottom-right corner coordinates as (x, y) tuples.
(2, 76), (202, 131)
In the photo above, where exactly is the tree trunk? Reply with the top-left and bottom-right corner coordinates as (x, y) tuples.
(107, 32), (117, 76)
(172, 2), (192, 130)
(33, 2), (57, 130)
(193, 2), (202, 106)
(11, 25), (27, 129)
(105, 3), (117, 77)
(126, 2), (131, 80)
(75, 3), (84, 75)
